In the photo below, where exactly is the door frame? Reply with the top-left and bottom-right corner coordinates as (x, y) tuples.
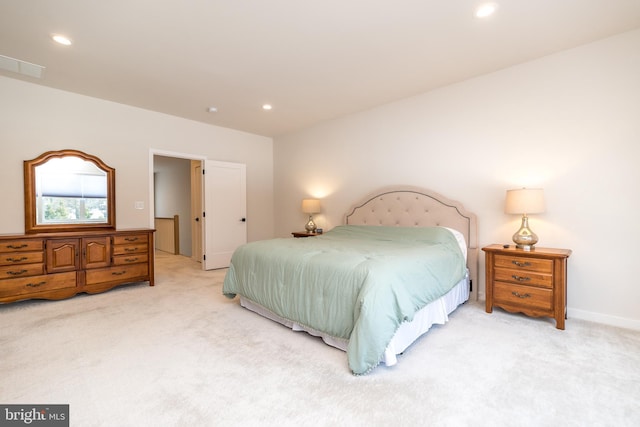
(190, 160), (203, 263)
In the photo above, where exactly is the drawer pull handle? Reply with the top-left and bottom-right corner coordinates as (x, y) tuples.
(26, 281), (46, 288)
(6, 244), (28, 249)
(125, 248), (139, 252)
(7, 269), (28, 276)
(124, 257), (139, 263)
(511, 275), (531, 282)
(512, 291), (532, 299)
(6, 257), (28, 263)
(124, 237), (139, 242)
(512, 260), (532, 267)
(112, 270), (127, 276)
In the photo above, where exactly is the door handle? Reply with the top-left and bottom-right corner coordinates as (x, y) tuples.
(240, 218), (246, 222)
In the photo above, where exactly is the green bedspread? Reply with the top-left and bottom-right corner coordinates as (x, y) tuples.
(223, 225), (466, 375)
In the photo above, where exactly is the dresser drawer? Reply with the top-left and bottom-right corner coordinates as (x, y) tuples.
(0, 239), (44, 253)
(112, 253), (148, 266)
(494, 267), (553, 288)
(0, 251), (44, 266)
(85, 263), (149, 285)
(494, 254), (553, 273)
(113, 234), (149, 245)
(494, 282), (553, 312)
(113, 243), (148, 256)
(0, 272), (77, 298)
(0, 263), (45, 279)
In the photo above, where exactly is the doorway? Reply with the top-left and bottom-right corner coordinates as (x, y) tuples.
(150, 150), (247, 270)
(154, 155), (194, 257)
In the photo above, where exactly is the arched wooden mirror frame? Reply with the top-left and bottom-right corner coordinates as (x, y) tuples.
(24, 149), (116, 234)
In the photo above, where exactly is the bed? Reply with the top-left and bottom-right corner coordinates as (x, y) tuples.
(223, 186), (478, 374)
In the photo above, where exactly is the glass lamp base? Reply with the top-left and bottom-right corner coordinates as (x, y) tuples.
(305, 216), (317, 233)
(512, 215), (538, 251)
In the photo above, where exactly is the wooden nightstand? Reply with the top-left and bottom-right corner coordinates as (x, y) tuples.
(483, 244), (571, 329)
(291, 231), (320, 238)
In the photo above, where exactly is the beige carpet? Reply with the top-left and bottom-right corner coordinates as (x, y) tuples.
(1, 251), (639, 426)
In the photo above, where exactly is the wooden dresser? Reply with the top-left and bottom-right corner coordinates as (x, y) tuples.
(0, 229), (154, 303)
(483, 244), (571, 329)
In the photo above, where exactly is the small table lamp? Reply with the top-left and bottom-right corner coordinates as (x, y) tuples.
(505, 188), (545, 251)
(301, 199), (321, 233)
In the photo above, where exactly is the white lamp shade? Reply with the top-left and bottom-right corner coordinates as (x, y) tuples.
(505, 188), (545, 215)
(301, 199), (321, 214)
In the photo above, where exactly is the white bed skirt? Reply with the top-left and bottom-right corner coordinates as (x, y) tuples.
(239, 270), (470, 367)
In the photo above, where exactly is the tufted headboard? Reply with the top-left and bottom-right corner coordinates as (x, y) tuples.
(344, 186), (478, 301)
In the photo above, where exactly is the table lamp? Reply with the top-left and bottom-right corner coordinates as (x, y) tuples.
(301, 199), (321, 233)
(505, 188), (545, 251)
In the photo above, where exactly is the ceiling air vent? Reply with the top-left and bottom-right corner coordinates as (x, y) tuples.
(0, 54), (45, 79)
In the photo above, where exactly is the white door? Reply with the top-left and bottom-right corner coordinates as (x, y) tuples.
(203, 160), (247, 270)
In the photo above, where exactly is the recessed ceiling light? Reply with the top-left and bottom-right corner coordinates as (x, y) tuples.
(475, 3), (499, 18)
(52, 34), (72, 46)
(207, 107), (218, 113)
(262, 104), (273, 111)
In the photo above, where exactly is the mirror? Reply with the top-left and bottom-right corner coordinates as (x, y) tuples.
(24, 149), (116, 233)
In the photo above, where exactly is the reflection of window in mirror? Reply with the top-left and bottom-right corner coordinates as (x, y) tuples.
(35, 157), (108, 225)
(24, 149), (115, 233)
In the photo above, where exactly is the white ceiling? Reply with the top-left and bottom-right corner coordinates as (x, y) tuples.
(2, 1), (640, 137)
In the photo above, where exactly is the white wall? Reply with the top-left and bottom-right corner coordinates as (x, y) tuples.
(0, 76), (274, 242)
(274, 29), (640, 329)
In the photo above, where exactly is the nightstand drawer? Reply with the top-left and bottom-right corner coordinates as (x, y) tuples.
(494, 254), (553, 273)
(494, 282), (552, 311)
(494, 267), (553, 288)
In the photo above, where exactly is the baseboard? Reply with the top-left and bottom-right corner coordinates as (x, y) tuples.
(568, 307), (640, 331)
(479, 292), (640, 331)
